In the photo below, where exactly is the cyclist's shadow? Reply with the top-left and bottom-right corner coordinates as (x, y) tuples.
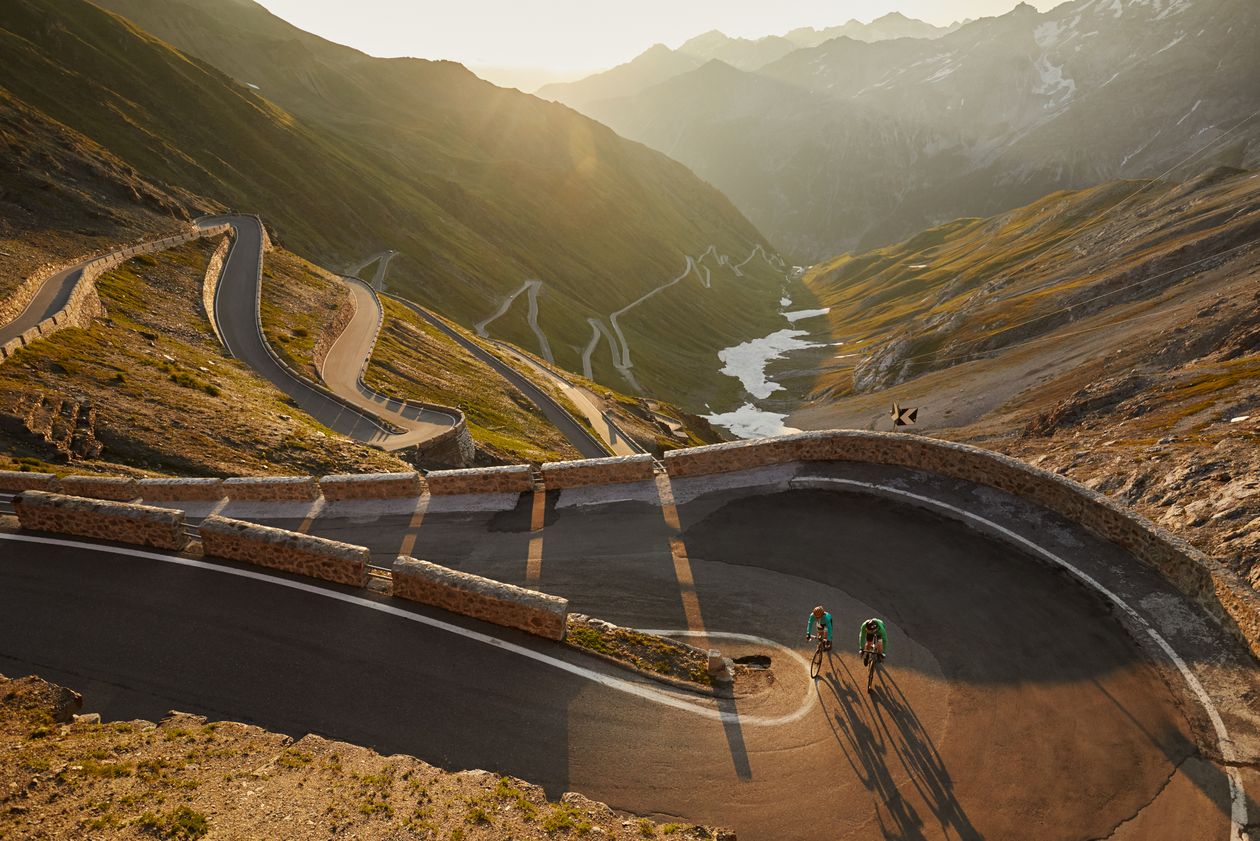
(817, 656), (981, 840)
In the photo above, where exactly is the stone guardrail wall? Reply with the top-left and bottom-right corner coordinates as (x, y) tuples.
(59, 475), (138, 502)
(14, 491), (187, 551)
(199, 515), (368, 587)
(319, 471), (422, 500)
(0, 471), (58, 493)
(223, 476), (319, 501)
(541, 454), (656, 489)
(425, 465), (535, 495)
(663, 431), (1260, 660)
(393, 555), (568, 640)
(0, 224), (232, 363)
(339, 276), (475, 467)
(137, 478), (224, 501)
(201, 235), (233, 346)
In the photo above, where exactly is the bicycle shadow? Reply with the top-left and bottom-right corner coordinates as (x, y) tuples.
(818, 656), (981, 840)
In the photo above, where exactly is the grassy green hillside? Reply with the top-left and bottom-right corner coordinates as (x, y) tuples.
(2, 0), (787, 409)
(802, 169), (1260, 398)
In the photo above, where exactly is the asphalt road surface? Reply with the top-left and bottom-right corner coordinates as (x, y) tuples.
(4, 462), (1257, 840)
(320, 276), (459, 450)
(387, 293), (611, 460)
(199, 215), (399, 446)
(0, 262), (88, 345)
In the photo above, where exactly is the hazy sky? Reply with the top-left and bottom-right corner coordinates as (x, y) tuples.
(255, 1), (1063, 72)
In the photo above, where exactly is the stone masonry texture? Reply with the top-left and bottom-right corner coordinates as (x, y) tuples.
(222, 476), (320, 501)
(392, 556), (568, 640)
(58, 475), (139, 502)
(137, 478), (225, 502)
(318, 472), (423, 501)
(14, 491), (187, 551)
(425, 465), (534, 495)
(199, 515), (368, 587)
(0, 471), (58, 493)
(541, 455), (656, 489)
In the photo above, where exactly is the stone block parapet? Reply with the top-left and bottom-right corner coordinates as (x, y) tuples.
(198, 515), (368, 587)
(201, 235), (232, 346)
(14, 491), (188, 551)
(319, 471), (422, 500)
(59, 475), (139, 502)
(1, 224), (233, 364)
(425, 465), (534, 495)
(222, 476), (319, 501)
(541, 454), (656, 489)
(138, 478), (225, 502)
(392, 556), (568, 640)
(664, 431), (1260, 660)
(0, 471), (59, 493)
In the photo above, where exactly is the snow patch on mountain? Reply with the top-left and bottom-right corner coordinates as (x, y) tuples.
(1033, 55), (1076, 100)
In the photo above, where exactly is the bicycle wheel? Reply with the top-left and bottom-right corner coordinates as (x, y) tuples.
(866, 652), (877, 691)
(811, 645), (824, 678)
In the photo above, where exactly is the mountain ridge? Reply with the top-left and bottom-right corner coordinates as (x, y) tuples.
(574, 0), (1260, 260)
(8, 0), (789, 410)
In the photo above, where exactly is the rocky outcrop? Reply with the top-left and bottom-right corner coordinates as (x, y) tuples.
(16, 393), (104, 461)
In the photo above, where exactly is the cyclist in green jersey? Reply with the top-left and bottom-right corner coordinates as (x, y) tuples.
(859, 618), (888, 660)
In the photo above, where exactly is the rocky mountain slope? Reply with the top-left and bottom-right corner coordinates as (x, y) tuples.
(790, 167), (1260, 586)
(0, 89), (196, 304)
(538, 12), (960, 109)
(38, 0), (787, 409)
(578, 0), (1260, 260)
(0, 673), (729, 840)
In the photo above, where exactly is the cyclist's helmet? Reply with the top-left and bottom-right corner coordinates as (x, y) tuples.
(813, 605), (824, 615)
(865, 619), (879, 630)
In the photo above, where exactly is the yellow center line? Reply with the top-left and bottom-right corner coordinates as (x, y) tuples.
(398, 493), (430, 558)
(526, 488), (546, 584)
(654, 473), (707, 640)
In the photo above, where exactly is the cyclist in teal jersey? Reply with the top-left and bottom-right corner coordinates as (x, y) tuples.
(806, 606), (833, 651)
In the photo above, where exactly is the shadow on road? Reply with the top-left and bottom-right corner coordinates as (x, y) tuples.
(817, 656), (981, 840)
(716, 695), (753, 781)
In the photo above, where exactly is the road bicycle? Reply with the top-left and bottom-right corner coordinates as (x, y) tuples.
(808, 634), (831, 678)
(861, 644), (884, 692)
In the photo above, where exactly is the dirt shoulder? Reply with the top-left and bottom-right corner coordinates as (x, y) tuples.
(0, 673), (731, 840)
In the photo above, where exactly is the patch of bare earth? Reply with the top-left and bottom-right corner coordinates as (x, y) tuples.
(0, 673), (732, 840)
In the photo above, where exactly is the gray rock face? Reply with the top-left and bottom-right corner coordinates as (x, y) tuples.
(575, 0), (1260, 260)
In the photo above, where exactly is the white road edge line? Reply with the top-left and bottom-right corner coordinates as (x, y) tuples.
(0, 533), (816, 728)
(792, 476), (1248, 841)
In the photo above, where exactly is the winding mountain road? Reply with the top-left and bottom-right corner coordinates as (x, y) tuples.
(198, 215), (406, 447)
(3, 462), (1257, 840)
(0, 260), (89, 346)
(318, 274), (460, 450)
